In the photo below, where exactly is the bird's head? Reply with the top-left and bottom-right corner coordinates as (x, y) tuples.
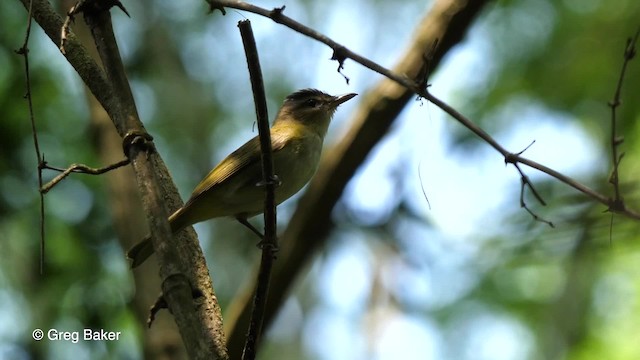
(274, 88), (357, 137)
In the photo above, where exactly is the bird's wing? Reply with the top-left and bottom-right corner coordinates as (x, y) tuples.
(186, 130), (291, 203)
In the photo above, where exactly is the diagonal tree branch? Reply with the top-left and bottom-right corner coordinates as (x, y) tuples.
(208, 0), (640, 221)
(221, 0), (640, 355)
(81, 5), (227, 359)
(17, 0), (228, 358)
(58, 0), (190, 353)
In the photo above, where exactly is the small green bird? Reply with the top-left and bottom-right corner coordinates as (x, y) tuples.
(127, 89), (357, 268)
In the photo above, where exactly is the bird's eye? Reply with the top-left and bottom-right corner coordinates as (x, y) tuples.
(304, 98), (319, 108)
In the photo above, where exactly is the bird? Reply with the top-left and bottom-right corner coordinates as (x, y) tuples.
(127, 89), (357, 268)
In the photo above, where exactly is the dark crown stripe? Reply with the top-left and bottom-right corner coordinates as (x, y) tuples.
(285, 88), (328, 102)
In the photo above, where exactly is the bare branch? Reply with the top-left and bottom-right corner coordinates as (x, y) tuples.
(238, 19), (278, 360)
(40, 159), (130, 194)
(607, 26), (640, 209)
(515, 164), (554, 227)
(17, 0), (46, 274)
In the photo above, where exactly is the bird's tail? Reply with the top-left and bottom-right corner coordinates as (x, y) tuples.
(127, 208), (189, 268)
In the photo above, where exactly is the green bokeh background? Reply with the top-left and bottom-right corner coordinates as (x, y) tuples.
(1, 0), (639, 359)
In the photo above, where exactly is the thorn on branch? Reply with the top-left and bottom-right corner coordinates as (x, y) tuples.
(270, 5), (286, 18)
(39, 156), (47, 171)
(147, 294), (168, 328)
(207, 1), (227, 15)
(517, 140), (536, 155)
(15, 46), (29, 55)
(624, 37), (637, 60)
(112, 0), (131, 17)
(504, 141), (535, 166)
(331, 46), (350, 84)
(613, 136), (624, 146)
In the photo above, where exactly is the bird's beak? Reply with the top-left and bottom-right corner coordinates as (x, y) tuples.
(332, 93), (357, 107)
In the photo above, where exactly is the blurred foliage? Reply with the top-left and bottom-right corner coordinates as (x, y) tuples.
(451, 0), (640, 150)
(1, 0), (639, 359)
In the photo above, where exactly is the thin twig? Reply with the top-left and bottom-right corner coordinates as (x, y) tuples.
(17, 0), (46, 274)
(509, 141), (552, 226)
(40, 159), (130, 194)
(515, 164), (554, 227)
(207, 0), (640, 222)
(238, 19), (278, 360)
(417, 160), (431, 210)
(607, 27), (640, 209)
(60, 0), (84, 54)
